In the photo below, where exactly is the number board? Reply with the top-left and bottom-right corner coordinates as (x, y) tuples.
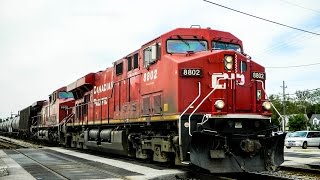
(180, 68), (202, 77)
(251, 72), (266, 80)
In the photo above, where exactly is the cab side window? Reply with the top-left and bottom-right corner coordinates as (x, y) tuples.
(116, 62), (123, 75)
(127, 53), (139, 71)
(133, 53), (139, 69)
(240, 61), (247, 72)
(143, 47), (152, 67)
(143, 43), (161, 68)
(127, 57), (132, 71)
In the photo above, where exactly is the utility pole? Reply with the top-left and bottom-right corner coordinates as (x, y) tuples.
(281, 81), (287, 132)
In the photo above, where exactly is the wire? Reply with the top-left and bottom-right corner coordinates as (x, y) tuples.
(266, 62), (320, 68)
(278, 0), (320, 14)
(202, 0), (320, 36)
(296, 88), (320, 93)
(286, 88), (320, 96)
(254, 26), (320, 58)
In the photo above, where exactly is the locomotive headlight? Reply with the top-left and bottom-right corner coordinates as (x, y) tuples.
(225, 63), (233, 70)
(224, 55), (234, 70)
(262, 101), (271, 110)
(214, 100), (225, 109)
(225, 55), (233, 63)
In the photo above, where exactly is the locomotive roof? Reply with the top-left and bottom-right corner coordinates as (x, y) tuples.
(120, 27), (243, 64)
(136, 27), (243, 54)
(67, 73), (95, 92)
(161, 27), (242, 46)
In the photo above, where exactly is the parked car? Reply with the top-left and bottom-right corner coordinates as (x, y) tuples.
(286, 132), (292, 138)
(285, 131), (320, 149)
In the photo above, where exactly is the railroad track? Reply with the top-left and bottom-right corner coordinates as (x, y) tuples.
(183, 167), (320, 180)
(0, 135), (43, 149)
(149, 158), (320, 180)
(4, 148), (142, 180)
(277, 165), (320, 179)
(281, 164), (320, 174)
(9, 149), (69, 179)
(69, 147), (320, 180)
(230, 165), (320, 180)
(0, 137), (28, 149)
(2, 138), (319, 180)
(180, 169), (293, 180)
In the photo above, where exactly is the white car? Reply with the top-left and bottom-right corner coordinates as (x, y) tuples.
(285, 131), (320, 149)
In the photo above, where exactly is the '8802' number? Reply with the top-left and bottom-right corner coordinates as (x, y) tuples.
(181, 68), (202, 77)
(143, 69), (158, 82)
(182, 69), (200, 76)
(251, 72), (265, 80)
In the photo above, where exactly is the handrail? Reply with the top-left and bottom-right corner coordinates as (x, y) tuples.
(31, 115), (41, 127)
(188, 78), (227, 136)
(255, 80), (285, 131)
(179, 82), (201, 146)
(59, 113), (74, 126)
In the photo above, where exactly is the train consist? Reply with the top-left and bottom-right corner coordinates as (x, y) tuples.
(0, 27), (285, 173)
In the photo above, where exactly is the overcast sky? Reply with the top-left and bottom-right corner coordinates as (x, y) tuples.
(0, 0), (319, 117)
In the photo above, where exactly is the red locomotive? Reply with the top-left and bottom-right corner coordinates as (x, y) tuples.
(1, 26), (285, 173)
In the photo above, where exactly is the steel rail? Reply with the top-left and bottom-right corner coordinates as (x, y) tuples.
(12, 149), (70, 180)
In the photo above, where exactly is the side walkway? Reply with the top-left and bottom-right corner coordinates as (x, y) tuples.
(0, 157), (8, 177)
(0, 150), (35, 180)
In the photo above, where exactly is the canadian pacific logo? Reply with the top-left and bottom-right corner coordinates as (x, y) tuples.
(212, 73), (245, 89)
(93, 82), (113, 94)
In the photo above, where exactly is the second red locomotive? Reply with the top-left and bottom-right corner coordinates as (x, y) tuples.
(1, 26), (285, 173)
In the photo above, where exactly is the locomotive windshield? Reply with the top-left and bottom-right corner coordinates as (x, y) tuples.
(212, 41), (241, 52)
(167, 39), (208, 53)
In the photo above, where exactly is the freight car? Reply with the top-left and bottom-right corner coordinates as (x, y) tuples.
(0, 101), (45, 137)
(1, 26), (285, 173)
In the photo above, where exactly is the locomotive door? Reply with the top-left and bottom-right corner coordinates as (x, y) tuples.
(235, 60), (251, 111)
(128, 75), (140, 119)
(113, 82), (120, 119)
(83, 94), (90, 123)
(114, 60), (128, 120)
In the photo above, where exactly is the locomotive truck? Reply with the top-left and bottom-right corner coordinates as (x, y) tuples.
(1, 26), (285, 173)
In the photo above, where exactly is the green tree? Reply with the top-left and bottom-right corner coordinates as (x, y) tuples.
(309, 89), (320, 104)
(287, 114), (308, 131)
(295, 90), (311, 102)
(293, 89), (320, 123)
(311, 104), (320, 114)
(269, 88), (320, 131)
(286, 98), (301, 115)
